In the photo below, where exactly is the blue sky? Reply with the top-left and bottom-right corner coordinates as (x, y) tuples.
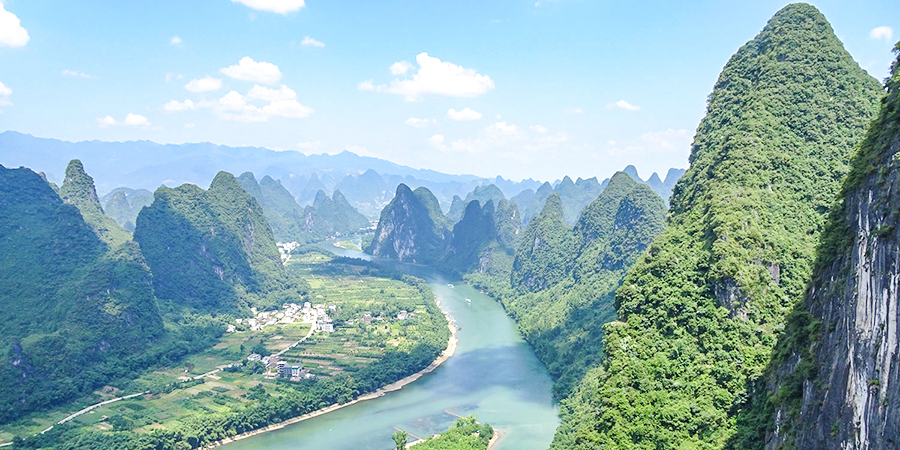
(0, 0), (897, 182)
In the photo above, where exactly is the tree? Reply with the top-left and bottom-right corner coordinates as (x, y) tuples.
(392, 430), (408, 450)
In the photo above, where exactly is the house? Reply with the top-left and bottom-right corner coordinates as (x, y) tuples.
(247, 353), (262, 362)
(320, 321), (334, 333)
(397, 310), (408, 320)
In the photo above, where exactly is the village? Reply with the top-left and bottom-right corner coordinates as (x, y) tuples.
(231, 300), (414, 382)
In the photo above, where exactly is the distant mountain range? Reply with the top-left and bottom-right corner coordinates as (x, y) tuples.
(0, 131), (684, 219)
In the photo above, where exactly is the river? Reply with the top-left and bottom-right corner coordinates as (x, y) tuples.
(223, 241), (560, 450)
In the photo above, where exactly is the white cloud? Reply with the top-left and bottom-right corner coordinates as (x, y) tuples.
(247, 84), (296, 101)
(357, 79), (375, 91)
(97, 116), (117, 128)
(164, 99), (197, 112)
(124, 113), (151, 127)
(301, 36), (324, 47)
(185, 123), (195, 128)
(427, 121), (565, 156)
(185, 77), (223, 93)
(231, 0), (305, 14)
(375, 53), (495, 102)
(390, 61), (413, 75)
(214, 89), (312, 122)
(0, 3), (29, 47)
(639, 128), (691, 152)
(97, 114), (152, 128)
(0, 81), (12, 110)
(220, 57), (282, 84)
(427, 134), (446, 149)
(406, 117), (436, 128)
(262, 99), (313, 119)
(870, 26), (893, 42)
(447, 107), (483, 121)
(566, 107), (584, 114)
(166, 73), (183, 83)
(297, 140), (322, 150)
(62, 70), (98, 79)
(610, 100), (640, 111)
(170, 36), (183, 46)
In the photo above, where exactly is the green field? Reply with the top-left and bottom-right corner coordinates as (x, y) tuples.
(2, 249), (448, 445)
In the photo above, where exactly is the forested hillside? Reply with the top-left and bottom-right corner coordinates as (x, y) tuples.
(101, 188), (154, 231)
(470, 173), (666, 397)
(447, 184), (506, 223)
(237, 172), (368, 243)
(135, 171), (297, 313)
(732, 43), (900, 450)
(549, 4), (884, 448)
(58, 160), (132, 248)
(444, 198), (522, 277)
(0, 164), (164, 423)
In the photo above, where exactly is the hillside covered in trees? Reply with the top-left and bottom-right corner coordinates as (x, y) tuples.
(135, 171), (299, 313)
(548, 4), (884, 448)
(0, 163), (163, 422)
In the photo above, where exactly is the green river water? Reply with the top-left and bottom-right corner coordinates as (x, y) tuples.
(223, 242), (560, 449)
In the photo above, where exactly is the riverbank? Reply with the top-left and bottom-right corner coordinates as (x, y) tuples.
(202, 315), (458, 449)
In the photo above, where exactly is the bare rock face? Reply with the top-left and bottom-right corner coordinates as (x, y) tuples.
(365, 184), (451, 263)
(766, 48), (900, 450)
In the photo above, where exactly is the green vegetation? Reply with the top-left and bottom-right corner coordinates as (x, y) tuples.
(237, 172), (369, 244)
(548, 5), (883, 449)
(135, 171), (299, 313)
(101, 188), (154, 232)
(447, 184), (506, 223)
(412, 416), (494, 450)
(6, 249), (450, 449)
(443, 198), (522, 277)
(366, 183), (453, 263)
(470, 173), (666, 398)
(514, 176), (606, 226)
(58, 159), (132, 248)
(730, 42), (900, 449)
(0, 163), (166, 424)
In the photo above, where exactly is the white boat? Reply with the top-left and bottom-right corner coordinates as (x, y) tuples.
(448, 284), (454, 288)
(465, 298), (471, 303)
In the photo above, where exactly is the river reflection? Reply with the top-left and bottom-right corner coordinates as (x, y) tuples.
(224, 241), (559, 450)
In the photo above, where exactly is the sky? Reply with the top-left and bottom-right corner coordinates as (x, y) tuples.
(0, 0), (897, 183)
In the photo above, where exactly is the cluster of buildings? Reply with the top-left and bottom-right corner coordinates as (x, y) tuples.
(233, 302), (336, 333)
(247, 353), (312, 380)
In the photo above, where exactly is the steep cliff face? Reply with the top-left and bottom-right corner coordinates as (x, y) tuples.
(549, 4), (884, 449)
(444, 198), (522, 276)
(760, 45), (900, 450)
(365, 184), (452, 263)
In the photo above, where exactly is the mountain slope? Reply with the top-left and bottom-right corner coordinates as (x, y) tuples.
(365, 184), (452, 263)
(549, 5), (884, 448)
(734, 44), (900, 450)
(58, 159), (132, 248)
(0, 164), (163, 422)
(497, 173), (666, 397)
(134, 171), (291, 313)
(101, 187), (154, 231)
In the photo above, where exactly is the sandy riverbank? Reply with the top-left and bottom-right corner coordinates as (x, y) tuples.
(203, 314), (458, 449)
